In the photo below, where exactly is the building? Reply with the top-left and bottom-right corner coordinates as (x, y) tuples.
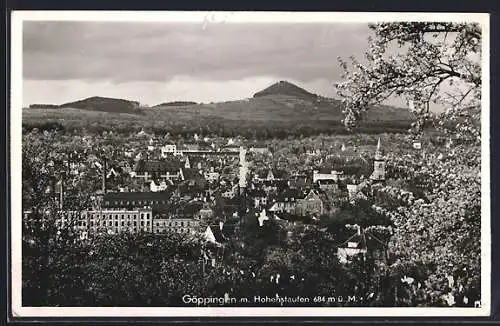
(24, 188), (207, 238)
(268, 189), (302, 214)
(150, 180), (169, 192)
(337, 230), (368, 264)
(313, 169), (342, 183)
(23, 208), (155, 237)
(204, 225), (227, 245)
(295, 189), (324, 216)
(161, 143), (178, 157)
(198, 202), (214, 220)
(204, 171), (220, 182)
(288, 174), (310, 190)
(83, 209), (153, 235)
(254, 169), (286, 182)
(102, 192), (172, 209)
(370, 138), (386, 182)
(317, 179), (340, 191)
(132, 160), (183, 182)
(153, 217), (201, 234)
(248, 146), (270, 155)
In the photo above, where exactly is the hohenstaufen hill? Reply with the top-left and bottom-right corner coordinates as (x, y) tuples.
(23, 81), (415, 136)
(253, 80), (319, 101)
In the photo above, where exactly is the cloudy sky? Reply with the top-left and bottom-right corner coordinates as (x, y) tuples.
(23, 21), (374, 106)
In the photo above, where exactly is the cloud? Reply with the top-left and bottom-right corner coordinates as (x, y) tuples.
(23, 21), (371, 83)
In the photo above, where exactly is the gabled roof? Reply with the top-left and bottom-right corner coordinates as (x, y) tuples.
(315, 167), (338, 174)
(134, 159), (182, 173)
(205, 226), (227, 244)
(181, 168), (205, 181)
(289, 175), (310, 188)
(183, 143), (200, 150)
(103, 192), (172, 202)
(276, 188), (305, 202)
(303, 189), (321, 201)
(256, 168), (287, 179)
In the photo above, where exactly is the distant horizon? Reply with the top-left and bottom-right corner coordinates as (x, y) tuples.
(22, 20), (379, 108)
(22, 20), (448, 112)
(24, 79), (346, 107)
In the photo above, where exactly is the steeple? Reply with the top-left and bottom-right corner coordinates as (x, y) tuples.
(371, 137), (386, 181)
(375, 137), (383, 160)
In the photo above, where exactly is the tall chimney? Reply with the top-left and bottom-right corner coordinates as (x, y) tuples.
(102, 158), (107, 194)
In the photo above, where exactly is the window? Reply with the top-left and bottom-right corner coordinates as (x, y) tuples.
(141, 221), (144, 226)
(103, 214), (107, 219)
(121, 214), (124, 219)
(121, 221), (124, 226)
(109, 221), (112, 226)
(146, 221), (150, 226)
(141, 213), (144, 219)
(115, 221), (118, 227)
(181, 221), (184, 227)
(134, 221), (137, 226)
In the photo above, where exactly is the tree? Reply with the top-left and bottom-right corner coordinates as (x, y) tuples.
(336, 22), (482, 142)
(336, 22), (483, 307)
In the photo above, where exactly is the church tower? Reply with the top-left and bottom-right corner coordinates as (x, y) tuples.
(370, 138), (386, 181)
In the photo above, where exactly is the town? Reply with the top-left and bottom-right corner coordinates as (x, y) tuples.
(19, 19), (483, 310)
(23, 130), (397, 265)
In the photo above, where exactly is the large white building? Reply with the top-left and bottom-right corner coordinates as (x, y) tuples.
(161, 144), (178, 157)
(312, 169), (342, 183)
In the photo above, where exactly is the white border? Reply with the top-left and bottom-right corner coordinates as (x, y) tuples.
(10, 11), (491, 318)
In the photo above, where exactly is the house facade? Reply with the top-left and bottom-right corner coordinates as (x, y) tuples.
(295, 189), (324, 216)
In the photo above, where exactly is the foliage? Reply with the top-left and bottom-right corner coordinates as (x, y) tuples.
(336, 22), (481, 142)
(335, 22), (483, 307)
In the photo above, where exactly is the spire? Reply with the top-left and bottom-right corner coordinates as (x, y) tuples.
(375, 137), (383, 160)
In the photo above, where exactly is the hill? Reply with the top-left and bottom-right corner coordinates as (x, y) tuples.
(153, 101), (198, 107)
(253, 80), (318, 101)
(28, 104), (60, 109)
(23, 81), (415, 137)
(59, 96), (142, 114)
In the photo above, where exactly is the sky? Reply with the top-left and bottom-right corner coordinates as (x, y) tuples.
(23, 21), (376, 107)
